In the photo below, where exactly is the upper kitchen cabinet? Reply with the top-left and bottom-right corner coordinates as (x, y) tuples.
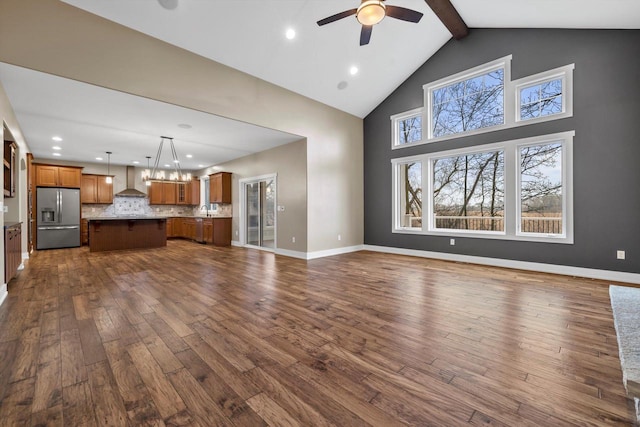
(81, 174), (113, 204)
(35, 164), (82, 188)
(148, 181), (177, 205)
(209, 172), (231, 204)
(177, 179), (201, 205)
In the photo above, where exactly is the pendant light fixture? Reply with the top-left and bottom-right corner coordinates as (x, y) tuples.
(141, 136), (192, 184)
(105, 151), (113, 184)
(143, 156), (152, 186)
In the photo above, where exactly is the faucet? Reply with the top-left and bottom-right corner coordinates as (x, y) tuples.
(200, 205), (210, 217)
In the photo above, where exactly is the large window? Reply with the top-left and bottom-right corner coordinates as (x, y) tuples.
(431, 68), (504, 138)
(392, 131), (574, 243)
(433, 150), (504, 232)
(392, 58), (574, 149)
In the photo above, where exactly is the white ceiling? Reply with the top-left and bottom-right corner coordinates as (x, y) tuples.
(2, 0), (639, 170)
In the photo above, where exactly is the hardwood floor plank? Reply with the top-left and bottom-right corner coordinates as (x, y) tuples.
(126, 341), (187, 420)
(86, 360), (129, 426)
(0, 242), (635, 425)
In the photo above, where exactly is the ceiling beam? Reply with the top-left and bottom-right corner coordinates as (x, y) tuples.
(424, 0), (469, 40)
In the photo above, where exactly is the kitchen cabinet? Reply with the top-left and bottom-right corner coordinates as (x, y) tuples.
(4, 222), (21, 284)
(183, 218), (196, 240)
(35, 164), (82, 188)
(209, 172), (231, 204)
(4, 141), (16, 197)
(81, 174), (113, 204)
(166, 217), (174, 237)
(177, 179), (201, 205)
(148, 181), (177, 205)
(81, 219), (88, 245)
(213, 217), (232, 246)
(203, 219), (213, 244)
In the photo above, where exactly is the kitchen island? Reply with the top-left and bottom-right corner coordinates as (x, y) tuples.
(88, 217), (166, 252)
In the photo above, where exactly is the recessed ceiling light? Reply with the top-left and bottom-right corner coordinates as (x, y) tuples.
(337, 81), (348, 90)
(96, 157), (103, 161)
(52, 146), (61, 150)
(52, 153), (61, 157)
(52, 136), (63, 142)
(349, 66), (359, 76)
(186, 154), (193, 158)
(157, 0), (178, 10)
(285, 28), (296, 40)
(173, 159), (180, 163)
(132, 161), (140, 164)
(164, 164), (171, 167)
(198, 164), (204, 168)
(178, 123), (192, 129)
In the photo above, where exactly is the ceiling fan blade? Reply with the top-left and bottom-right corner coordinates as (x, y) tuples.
(317, 8), (357, 26)
(385, 6), (424, 23)
(360, 25), (373, 46)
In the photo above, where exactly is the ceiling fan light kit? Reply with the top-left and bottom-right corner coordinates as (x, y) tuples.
(357, 1), (386, 26)
(317, 0), (424, 46)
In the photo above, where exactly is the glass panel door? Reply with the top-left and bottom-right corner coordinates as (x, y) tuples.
(244, 177), (276, 249)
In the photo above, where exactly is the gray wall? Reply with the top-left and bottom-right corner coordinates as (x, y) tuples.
(364, 29), (640, 273)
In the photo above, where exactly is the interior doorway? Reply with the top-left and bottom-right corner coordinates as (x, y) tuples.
(240, 174), (276, 250)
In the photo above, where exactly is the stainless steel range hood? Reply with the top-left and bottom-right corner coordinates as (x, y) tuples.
(115, 166), (147, 198)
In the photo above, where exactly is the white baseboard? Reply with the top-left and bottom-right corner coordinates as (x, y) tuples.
(364, 245), (640, 284)
(0, 283), (7, 307)
(306, 245), (365, 260)
(22, 251), (29, 260)
(231, 240), (242, 247)
(274, 248), (308, 260)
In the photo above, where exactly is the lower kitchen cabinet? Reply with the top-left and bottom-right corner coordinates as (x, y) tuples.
(166, 217), (231, 246)
(81, 219), (88, 245)
(4, 222), (22, 284)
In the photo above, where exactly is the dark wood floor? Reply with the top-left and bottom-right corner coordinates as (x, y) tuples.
(0, 240), (636, 426)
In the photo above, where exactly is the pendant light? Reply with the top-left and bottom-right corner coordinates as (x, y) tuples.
(144, 156), (152, 186)
(141, 136), (192, 184)
(105, 151), (113, 184)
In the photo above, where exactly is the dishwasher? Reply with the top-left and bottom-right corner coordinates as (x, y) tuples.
(194, 217), (205, 243)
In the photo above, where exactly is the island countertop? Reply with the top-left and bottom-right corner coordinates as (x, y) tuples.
(89, 217), (167, 252)
(87, 216), (166, 221)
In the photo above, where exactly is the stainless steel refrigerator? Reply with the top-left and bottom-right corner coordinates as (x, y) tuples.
(36, 187), (81, 249)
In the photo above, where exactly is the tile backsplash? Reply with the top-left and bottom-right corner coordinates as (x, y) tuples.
(82, 196), (232, 218)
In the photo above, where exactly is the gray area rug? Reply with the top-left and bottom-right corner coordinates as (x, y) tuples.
(610, 285), (640, 422)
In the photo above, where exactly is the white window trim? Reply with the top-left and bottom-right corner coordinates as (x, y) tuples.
(514, 63), (574, 125)
(390, 107), (424, 148)
(391, 57), (575, 150)
(392, 131), (574, 244)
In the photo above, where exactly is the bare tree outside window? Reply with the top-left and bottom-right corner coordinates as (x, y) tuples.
(520, 79), (563, 120)
(399, 115), (422, 145)
(520, 143), (563, 234)
(433, 150), (504, 231)
(400, 163), (422, 228)
(432, 69), (504, 138)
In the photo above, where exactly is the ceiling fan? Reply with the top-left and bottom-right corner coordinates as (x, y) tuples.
(317, 0), (424, 46)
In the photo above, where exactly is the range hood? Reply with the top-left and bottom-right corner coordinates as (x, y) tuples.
(115, 166), (147, 198)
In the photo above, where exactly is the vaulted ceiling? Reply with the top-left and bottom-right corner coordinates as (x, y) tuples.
(1, 0), (638, 168)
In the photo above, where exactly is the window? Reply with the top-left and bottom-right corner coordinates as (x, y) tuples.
(391, 108), (423, 147)
(392, 58), (574, 149)
(515, 64), (574, 124)
(397, 161), (422, 229)
(518, 142), (564, 236)
(431, 68), (504, 138)
(433, 150), (504, 232)
(392, 131), (574, 243)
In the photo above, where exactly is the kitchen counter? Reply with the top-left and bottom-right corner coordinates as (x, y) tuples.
(89, 217), (166, 252)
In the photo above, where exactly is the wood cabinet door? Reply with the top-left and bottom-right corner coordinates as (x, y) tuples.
(209, 172), (231, 204)
(213, 218), (232, 246)
(203, 219), (213, 243)
(96, 176), (113, 204)
(172, 217), (183, 237)
(148, 182), (163, 205)
(163, 182), (177, 205)
(166, 218), (174, 237)
(36, 165), (59, 187)
(190, 180), (200, 206)
(81, 175), (97, 204)
(58, 167), (82, 188)
(177, 183), (188, 205)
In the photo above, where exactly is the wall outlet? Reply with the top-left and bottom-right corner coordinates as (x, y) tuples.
(3, 205), (7, 213)
(338, 234), (341, 241)
(450, 238), (455, 246)
(277, 205), (285, 212)
(235, 230), (238, 236)
(292, 237), (296, 243)
(617, 250), (626, 260)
